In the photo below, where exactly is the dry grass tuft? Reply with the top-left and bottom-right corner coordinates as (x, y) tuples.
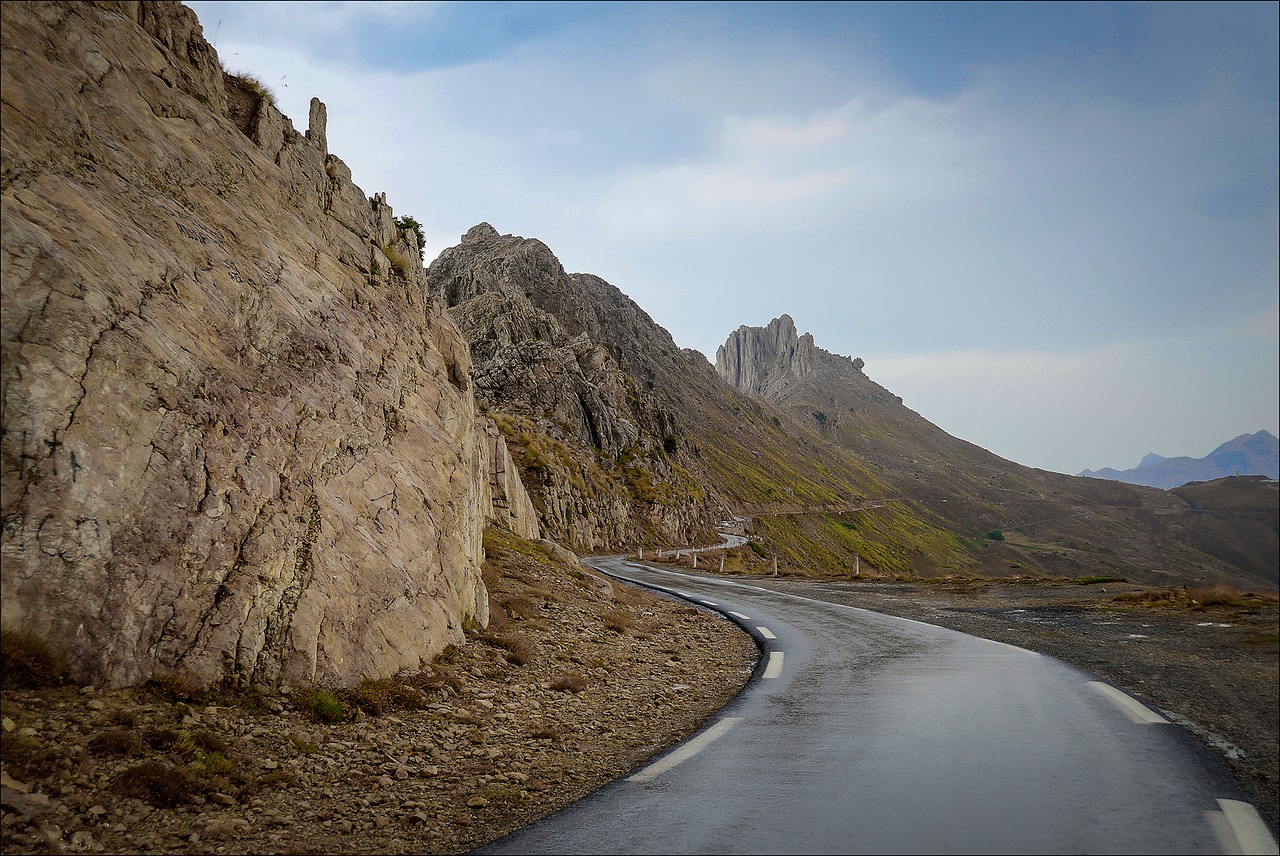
(0, 631), (67, 689)
(602, 609), (634, 633)
(88, 728), (144, 757)
(549, 673), (587, 694)
(1114, 582), (1278, 610)
(475, 631), (535, 666)
(113, 760), (205, 808)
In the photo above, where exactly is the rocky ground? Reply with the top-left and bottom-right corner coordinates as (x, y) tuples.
(3, 545), (1277, 854)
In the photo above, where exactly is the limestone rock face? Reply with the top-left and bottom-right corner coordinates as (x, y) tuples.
(428, 226), (721, 550)
(1, 1), (537, 689)
(715, 314), (867, 400)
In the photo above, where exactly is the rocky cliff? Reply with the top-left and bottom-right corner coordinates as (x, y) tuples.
(1, 1), (538, 690)
(427, 224), (722, 550)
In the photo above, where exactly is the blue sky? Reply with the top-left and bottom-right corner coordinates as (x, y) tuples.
(187, 1), (1279, 475)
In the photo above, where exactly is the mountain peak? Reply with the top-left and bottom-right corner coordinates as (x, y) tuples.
(1079, 430), (1279, 489)
(716, 315), (865, 399)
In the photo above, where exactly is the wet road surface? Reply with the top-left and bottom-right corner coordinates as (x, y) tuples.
(475, 558), (1277, 855)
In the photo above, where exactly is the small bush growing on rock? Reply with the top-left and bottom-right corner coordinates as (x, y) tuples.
(353, 677), (429, 716)
(88, 728), (144, 757)
(602, 609), (634, 633)
(302, 690), (346, 723)
(289, 734), (319, 755)
(499, 595), (538, 621)
(227, 70), (276, 108)
(143, 727), (182, 751)
(0, 631), (67, 689)
(106, 708), (140, 728)
(141, 672), (208, 704)
(394, 215), (426, 261)
(198, 751), (234, 775)
(476, 631), (534, 666)
(114, 760), (204, 808)
(550, 673), (587, 694)
(186, 729), (230, 755)
(384, 244), (413, 276)
(0, 731), (52, 780)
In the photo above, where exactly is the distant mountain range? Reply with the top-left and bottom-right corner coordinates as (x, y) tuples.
(1078, 430), (1280, 490)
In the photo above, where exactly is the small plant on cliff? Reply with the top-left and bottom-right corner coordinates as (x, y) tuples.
(226, 69), (277, 108)
(383, 245), (413, 277)
(394, 215), (427, 261)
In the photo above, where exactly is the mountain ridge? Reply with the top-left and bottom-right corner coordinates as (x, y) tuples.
(1079, 430), (1279, 489)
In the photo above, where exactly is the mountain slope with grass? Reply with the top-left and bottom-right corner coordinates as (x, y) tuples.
(425, 226), (982, 576)
(714, 315), (1277, 588)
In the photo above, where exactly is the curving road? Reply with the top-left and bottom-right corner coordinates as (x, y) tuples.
(476, 557), (1278, 855)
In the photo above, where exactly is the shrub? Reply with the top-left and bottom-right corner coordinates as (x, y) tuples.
(394, 215), (426, 261)
(353, 677), (429, 716)
(0, 631), (67, 689)
(198, 751), (233, 775)
(301, 690), (346, 724)
(0, 732), (52, 780)
(499, 595), (539, 621)
(662, 434), (678, 454)
(477, 631), (534, 666)
(114, 761), (204, 808)
(602, 609), (634, 633)
(985, 530), (1005, 541)
(140, 673), (208, 704)
(88, 729), (144, 757)
(383, 245), (414, 276)
(289, 734), (319, 755)
(550, 673), (587, 694)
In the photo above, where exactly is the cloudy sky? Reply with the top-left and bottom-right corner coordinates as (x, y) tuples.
(187, 1), (1278, 476)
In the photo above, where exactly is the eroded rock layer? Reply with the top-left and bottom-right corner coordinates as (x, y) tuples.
(428, 224), (723, 550)
(1, 1), (537, 689)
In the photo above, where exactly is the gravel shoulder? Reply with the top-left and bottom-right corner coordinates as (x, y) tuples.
(3, 551), (1276, 854)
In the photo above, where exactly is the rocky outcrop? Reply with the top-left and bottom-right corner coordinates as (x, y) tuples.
(1, 1), (537, 690)
(716, 314), (865, 400)
(428, 225), (722, 550)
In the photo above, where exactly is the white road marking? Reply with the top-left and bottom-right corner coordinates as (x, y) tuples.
(699, 599), (718, 606)
(729, 611), (751, 620)
(672, 590), (691, 598)
(1087, 681), (1169, 724)
(756, 626), (777, 640)
(627, 717), (742, 783)
(763, 651), (784, 679)
(1213, 799), (1280, 855)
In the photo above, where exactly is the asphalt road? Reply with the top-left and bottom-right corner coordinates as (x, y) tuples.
(476, 557), (1278, 855)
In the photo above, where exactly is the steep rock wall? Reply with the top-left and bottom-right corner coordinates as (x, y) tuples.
(0, 1), (538, 689)
(428, 224), (721, 550)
